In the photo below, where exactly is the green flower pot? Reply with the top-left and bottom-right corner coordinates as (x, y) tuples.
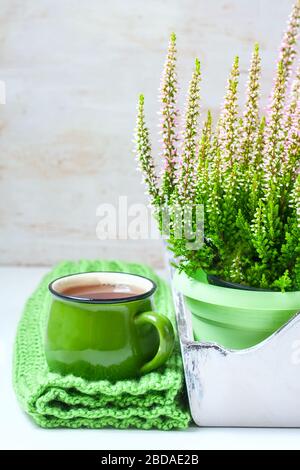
(173, 269), (300, 350)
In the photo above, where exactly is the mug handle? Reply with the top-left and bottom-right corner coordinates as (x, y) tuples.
(134, 311), (175, 374)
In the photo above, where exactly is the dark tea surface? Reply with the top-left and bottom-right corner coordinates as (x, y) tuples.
(61, 283), (145, 300)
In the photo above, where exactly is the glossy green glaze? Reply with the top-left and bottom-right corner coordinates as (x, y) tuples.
(46, 273), (175, 381)
(174, 269), (300, 350)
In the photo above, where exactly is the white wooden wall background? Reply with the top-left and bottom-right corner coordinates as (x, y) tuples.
(0, 0), (296, 266)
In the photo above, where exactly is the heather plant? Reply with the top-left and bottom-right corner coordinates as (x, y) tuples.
(134, 1), (300, 292)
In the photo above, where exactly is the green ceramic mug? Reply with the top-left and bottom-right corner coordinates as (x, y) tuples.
(46, 271), (175, 381)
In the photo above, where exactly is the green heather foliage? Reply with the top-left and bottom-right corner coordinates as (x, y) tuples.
(134, 2), (300, 292)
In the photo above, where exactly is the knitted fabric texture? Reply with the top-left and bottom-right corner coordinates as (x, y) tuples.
(13, 260), (190, 430)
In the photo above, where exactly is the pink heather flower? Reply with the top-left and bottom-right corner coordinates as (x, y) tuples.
(282, 97), (300, 179)
(264, 1), (300, 189)
(279, 0), (300, 82)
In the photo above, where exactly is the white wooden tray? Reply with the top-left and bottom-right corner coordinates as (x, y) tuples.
(169, 265), (300, 427)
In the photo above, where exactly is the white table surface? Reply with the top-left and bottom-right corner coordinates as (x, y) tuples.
(1, 266), (300, 450)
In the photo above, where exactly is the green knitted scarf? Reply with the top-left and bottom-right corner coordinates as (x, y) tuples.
(13, 260), (190, 430)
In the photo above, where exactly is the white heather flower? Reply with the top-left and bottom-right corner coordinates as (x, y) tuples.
(218, 57), (240, 170)
(176, 58), (201, 206)
(240, 44), (261, 167)
(284, 63), (300, 135)
(291, 175), (300, 228)
(159, 33), (180, 200)
(196, 110), (212, 203)
(282, 98), (300, 192)
(134, 95), (160, 206)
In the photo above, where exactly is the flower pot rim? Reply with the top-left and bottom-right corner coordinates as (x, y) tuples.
(207, 274), (273, 292)
(174, 269), (300, 311)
